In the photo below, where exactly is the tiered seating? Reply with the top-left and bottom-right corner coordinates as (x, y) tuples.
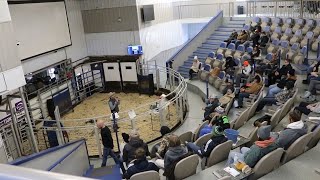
(292, 18), (305, 33)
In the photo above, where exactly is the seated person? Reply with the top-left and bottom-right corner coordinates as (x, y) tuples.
(209, 67), (221, 79)
(236, 75), (263, 108)
(189, 56), (201, 80)
(123, 130), (150, 165)
(235, 60), (252, 87)
(225, 56), (237, 72)
(258, 51), (279, 76)
(244, 30), (260, 49)
(267, 69), (296, 97)
(203, 89), (235, 121)
(226, 125), (277, 168)
(186, 126), (228, 158)
(155, 135), (188, 169)
(224, 29), (238, 46)
(268, 59), (293, 86)
(295, 102), (320, 115)
(301, 78), (320, 102)
(201, 114), (230, 137)
(203, 95), (220, 118)
(272, 111), (308, 150)
(152, 126), (171, 159)
(250, 46), (261, 64)
(255, 81), (295, 112)
(123, 148), (159, 179)
(303, 61), (320, 84)
(235, 30), (249, 48)
(259, 31), (269, 47)
(222, 79), (235, 95)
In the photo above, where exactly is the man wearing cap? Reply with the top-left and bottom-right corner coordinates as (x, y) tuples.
(108, 92), (120, 113)
(226, 125), (277, 168)
(186, 126), (228, 158)
(189, 56), (201, 80)
(235, 60), (252, 87)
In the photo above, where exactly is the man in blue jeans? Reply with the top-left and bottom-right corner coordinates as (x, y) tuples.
(97, 120), (125, 172)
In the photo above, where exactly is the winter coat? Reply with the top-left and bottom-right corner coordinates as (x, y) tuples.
(123, 158), (159, 179)
(123, 138), (150, 164)
(244, 81), (263, 94)
(164, 146), (188, 169)
(200, 135), (228, 157)
(163, 152), (193, 180)
(101, 126), (114, 149)
(242, 65), (252, 75)
(275, 121), (308, 150)
(278, 64), (293, 77)
(219, 93), (235, 106)
(108, 98), (120, 113)
(244, 138), (278, 168)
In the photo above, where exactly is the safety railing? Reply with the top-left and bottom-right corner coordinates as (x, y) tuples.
(32, 64), (188, 157)
(173, 0), (320, 19)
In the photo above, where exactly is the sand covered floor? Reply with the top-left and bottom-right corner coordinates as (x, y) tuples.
(58, 92), (179, 156)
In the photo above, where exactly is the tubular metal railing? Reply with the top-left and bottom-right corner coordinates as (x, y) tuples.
(32, 64), (188, 157)
(174, 0), (320, 19)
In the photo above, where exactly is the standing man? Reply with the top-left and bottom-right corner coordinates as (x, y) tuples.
(109, 92), (120, 113)
(97, 120), (121, 168)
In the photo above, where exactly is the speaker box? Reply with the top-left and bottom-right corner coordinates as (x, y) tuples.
(138, 74), (154, 95)
(46, 99), (55, 119)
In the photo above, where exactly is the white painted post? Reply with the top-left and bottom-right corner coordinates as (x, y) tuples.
(54, 107), (65, 145)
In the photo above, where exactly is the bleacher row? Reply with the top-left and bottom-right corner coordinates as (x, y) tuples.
(134, 84), (320, 180)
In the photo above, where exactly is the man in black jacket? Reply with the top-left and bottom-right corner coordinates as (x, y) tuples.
(123, 130), (150, 164)
(97, 120), (121, 167)
(268, 59), (293, 86)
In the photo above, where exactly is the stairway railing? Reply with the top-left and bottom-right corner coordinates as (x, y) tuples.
(168, 11), (224, 70)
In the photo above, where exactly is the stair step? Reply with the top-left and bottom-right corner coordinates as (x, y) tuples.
(211, 33), (230, 36)
(203, 41), (221, 45)
(221, 24), (244, 28)
(201, 44), (219, 49)
(188, 55), (207, 60)
(217, 28), (239, 32)
(207, 37), (226, 41)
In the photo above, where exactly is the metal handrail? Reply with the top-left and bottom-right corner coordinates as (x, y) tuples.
(34, 65), (187, 124)
(47, 140), (86, 171)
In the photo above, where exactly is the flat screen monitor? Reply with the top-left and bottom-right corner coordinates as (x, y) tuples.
(128, 45), (143, 55)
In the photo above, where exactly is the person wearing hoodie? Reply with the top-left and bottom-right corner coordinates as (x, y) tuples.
(123, 148), (159, 179)
(155, 135), (188, 169)
(235, 60), (252, 87)
(186, 126), (228, 158)
(295, 102), (320, 115)
(236, 75), (263, 108)
(272, 111), (308, 150)
(255, 81), (295, 112)
(123, 130), (150, 165)
(267, 69), (297, 97)
(189, 56), (201, 80)
(226, 125), (277, 168)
